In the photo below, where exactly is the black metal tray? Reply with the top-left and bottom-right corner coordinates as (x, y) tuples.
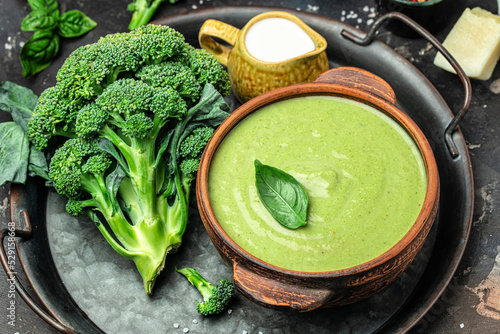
(4, 6), (473, 334)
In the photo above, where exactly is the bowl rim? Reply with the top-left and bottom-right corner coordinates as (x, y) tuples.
(197, 81), (440, 279)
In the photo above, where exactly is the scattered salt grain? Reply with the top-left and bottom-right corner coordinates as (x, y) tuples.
(307, 4), (319, 12)
(227, 309), (233, 314)
(363, 6), (370, 12)
(173, 323), (180, 329)
(183, 328), (189, 333)
(192, 319), (198, 324)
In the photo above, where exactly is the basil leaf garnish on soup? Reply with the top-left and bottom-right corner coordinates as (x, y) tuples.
(254, 159), (309, 229)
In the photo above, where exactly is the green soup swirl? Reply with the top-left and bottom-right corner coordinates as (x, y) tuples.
(208, 96), (427, 272)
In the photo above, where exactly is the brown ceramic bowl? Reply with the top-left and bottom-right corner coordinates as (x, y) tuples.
(196, 67), (440, 312)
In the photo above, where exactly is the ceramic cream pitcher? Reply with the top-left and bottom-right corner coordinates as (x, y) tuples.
(199, 11), (329, 103)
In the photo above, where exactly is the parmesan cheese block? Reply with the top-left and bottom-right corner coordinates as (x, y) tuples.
(433, 7), (500, 81)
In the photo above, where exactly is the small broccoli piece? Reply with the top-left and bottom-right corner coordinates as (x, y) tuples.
(176, 267), (235, 316)
(128, 0), (180, 30)
(66, 198), (99, 217)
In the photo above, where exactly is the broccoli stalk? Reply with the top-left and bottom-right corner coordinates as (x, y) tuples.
(28, 25), (231, 294)
(127, 0), (180, 30)
(176, 268), (235, 316)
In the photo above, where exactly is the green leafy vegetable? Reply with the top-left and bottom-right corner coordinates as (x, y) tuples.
(20, 0), (97, 77)
(254, 159), (309, 229)
(0, 123), (30, 185)
(0, 81), (50, 185)
(127, 0), (181, 30)
(0, 81), (38, 130)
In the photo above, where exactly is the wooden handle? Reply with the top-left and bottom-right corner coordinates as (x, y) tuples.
(314, 67), (397, 105)
(198, 19), (240, 67)
(233, 262), (333, 312)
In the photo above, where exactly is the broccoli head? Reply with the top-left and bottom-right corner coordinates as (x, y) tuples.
(27, 25), (231, 294)
(176, 267), (235, 316)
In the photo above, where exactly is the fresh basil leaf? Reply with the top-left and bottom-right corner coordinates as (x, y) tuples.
(0, 81), (38, 131)
(21, 9), (60, 32)
(254, 160), (309, 229)
(57, 10), (97, 38)
(0, 122), (30, 186)
(27, 0), (58, 14)
(20, 30), (60, 78)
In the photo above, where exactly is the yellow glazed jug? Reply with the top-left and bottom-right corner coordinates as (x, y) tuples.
(199, 11), (329, 103)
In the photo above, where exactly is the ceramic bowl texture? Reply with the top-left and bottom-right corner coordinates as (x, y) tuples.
(196, 67), (440, 311)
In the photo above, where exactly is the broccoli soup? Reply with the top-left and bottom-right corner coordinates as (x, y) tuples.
(208, 96), (427, 272)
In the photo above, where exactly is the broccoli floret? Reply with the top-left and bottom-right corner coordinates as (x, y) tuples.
(55, 25), (186, 101)
(28, 84), (85, 149)
(176, 267), (235, 316)
(136, 62), (202, 102)
(27, 25), (231, 295)
(178, 45), (231, 97)
(179, 126), (214, 159)
(127, 0), (181, 30)
(48, 138), (110, 198)
(123, 113), (154, 139)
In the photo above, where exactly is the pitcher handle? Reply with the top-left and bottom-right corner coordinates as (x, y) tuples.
(341, 11), (472, 159)
(199, 19), (240, 67)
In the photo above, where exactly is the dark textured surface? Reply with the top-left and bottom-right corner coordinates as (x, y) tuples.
(1, 0), (499, 333)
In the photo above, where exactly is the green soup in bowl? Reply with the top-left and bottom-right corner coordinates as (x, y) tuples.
(208, 95), (427, 272)
(197, 67), (439, 311)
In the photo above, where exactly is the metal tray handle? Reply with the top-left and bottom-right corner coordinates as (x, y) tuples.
(0, 209), (76, 333)
(341, 11), (472, 159)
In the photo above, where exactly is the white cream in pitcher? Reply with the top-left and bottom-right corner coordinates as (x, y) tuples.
(244, 17), (316, 62)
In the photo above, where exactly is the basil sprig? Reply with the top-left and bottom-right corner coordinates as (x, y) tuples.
(254, 160), (309, 229)
(20, 0), (97, 77)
